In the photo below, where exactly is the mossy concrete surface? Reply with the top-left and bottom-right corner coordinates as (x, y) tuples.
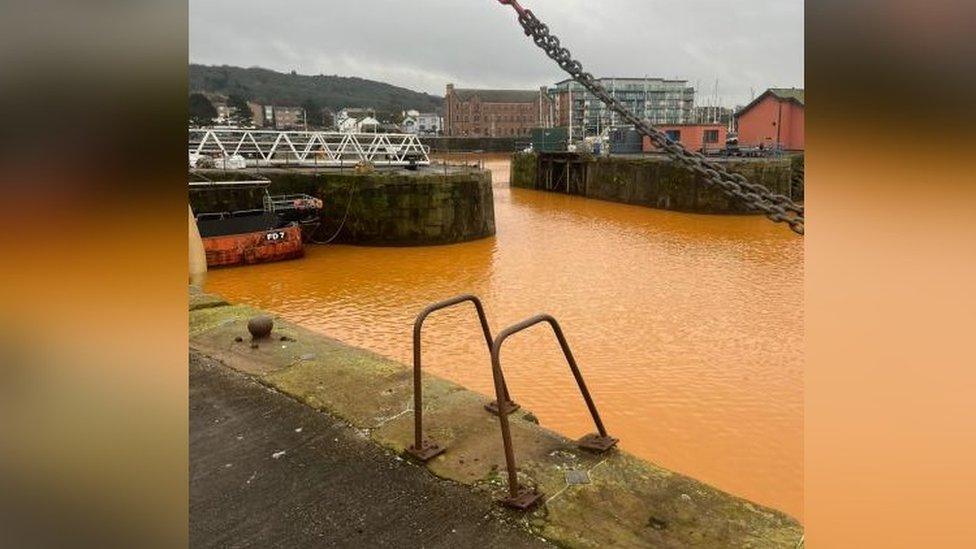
(189, 289), (803, 548)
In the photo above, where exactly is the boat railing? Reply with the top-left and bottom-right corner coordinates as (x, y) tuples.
(264, 194), (323, 213)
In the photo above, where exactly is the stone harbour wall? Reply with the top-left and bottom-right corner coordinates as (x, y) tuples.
(191, 168), (495, 246)
(511, 152), (799, 215)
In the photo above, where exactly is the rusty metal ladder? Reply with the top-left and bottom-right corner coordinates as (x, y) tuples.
(407, 296), (618, 511)
(489, 314), (618, 509)
(406, 295), (519, 462)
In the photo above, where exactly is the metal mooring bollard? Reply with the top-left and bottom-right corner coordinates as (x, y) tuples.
(490, 314), (618, 510)
(405, 295), (518, 463)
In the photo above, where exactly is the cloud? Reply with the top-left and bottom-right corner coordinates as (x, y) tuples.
(189, 0), (802, 107)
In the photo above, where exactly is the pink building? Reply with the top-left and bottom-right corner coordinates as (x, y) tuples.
(642, 124), (728, 153)
(735, 88), (804, 151)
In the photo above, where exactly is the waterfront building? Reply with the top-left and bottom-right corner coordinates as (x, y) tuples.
(735, 88), (804, 151)
(401, 109), (420, 134)
(444, 84), (554, 137)
(248, 102), (264, 127)
(402, 110), (442, 135)
(416, 112), (442, 135)
(641, 123), (728, 154)
(402, 115), (418, 134)
(550, 77), (695, 139)
(337, 116), (379, 133)
(261, 105), (305, 130)
(201, 93), (255, 127)
(337, 108), (379, 133)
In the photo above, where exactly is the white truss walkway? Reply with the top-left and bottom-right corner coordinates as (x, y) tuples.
(189, 129), (430, 167)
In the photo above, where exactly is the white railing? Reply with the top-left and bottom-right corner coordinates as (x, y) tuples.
(189, 129), (430, 167)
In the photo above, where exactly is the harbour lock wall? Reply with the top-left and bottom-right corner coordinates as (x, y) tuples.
(511, 152), (801, 214)
(190, 168), (495, 246)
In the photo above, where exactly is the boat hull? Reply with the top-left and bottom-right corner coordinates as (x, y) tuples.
(202, 225), (304, 268)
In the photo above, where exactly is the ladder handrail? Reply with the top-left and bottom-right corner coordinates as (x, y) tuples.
(489, 314), (617, 507)
(407, 294), (516, 462)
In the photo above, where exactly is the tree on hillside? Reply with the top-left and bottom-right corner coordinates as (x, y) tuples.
(377, 110), (405, 125)
(322, 110), (335, 130)
(301, 98), (322, 128)
(189, 93), (217, 126)
(188, 65), (444, 115)
(227, 94), (253, 127)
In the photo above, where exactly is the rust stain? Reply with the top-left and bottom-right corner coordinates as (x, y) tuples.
(203, 225), (304, 267)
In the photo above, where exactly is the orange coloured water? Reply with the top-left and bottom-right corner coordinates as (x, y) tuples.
(204, 153), (803, 519)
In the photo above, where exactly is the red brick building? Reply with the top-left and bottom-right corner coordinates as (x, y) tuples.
(735, 88), (804, 151)
(443, 84), (553, 137)
(642, 124), (728, 154)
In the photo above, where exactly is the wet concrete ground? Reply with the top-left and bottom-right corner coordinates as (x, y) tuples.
(189, 351), (550, 548)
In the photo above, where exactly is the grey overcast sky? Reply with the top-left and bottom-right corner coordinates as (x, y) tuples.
(189, 0), (803, 108)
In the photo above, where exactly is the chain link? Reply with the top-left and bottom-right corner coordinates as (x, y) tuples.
(513, 9), (804, 235)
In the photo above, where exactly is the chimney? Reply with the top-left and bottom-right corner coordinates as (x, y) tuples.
(446, 83), (454, 95)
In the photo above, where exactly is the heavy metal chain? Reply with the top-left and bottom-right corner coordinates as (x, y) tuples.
(498, 1), (804, 235)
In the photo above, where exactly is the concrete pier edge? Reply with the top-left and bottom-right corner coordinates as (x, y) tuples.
(189, 287), (803, 548)
(510, 152), (800, 216)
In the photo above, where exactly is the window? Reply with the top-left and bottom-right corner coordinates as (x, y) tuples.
(665, 129), (681, 142)
(703, 129), (719, 144)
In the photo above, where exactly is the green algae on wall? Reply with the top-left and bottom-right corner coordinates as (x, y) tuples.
(510, 152), (538, 191)
(790, 153), (805, 202)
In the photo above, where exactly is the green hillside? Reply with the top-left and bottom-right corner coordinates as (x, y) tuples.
(189, 64), (442, 113)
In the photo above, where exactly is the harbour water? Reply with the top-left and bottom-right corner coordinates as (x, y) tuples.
(204, 153), (803, 519)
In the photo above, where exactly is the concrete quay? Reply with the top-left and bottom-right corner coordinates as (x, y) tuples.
(190, 288), (803, 548)
(190, 350), (550, 548)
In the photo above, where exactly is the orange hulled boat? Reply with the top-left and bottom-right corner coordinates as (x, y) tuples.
(189, 177), (323, 268)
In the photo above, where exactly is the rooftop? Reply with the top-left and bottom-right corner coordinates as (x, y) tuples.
(768, 88), (805, 105)
(736, 88), (805, 116)
(553, 77), (690, 86)
(450, 88), (541, 103)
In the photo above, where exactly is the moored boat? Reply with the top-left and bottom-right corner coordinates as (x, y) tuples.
(190, 178), (322, 268)
(201, 223), (304, 267)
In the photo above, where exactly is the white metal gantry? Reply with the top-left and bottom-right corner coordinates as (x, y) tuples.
(188, 129), (431, 167)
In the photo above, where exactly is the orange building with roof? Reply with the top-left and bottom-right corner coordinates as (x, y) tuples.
(642, 124), (728, 154)
(735, 88), (804, 151)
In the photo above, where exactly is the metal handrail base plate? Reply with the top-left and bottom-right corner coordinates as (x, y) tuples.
(405, 440), (446, 463)
(501, 488), (545, 511)
(484, 399), (521, 416)
(577, 433), (619, 453)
